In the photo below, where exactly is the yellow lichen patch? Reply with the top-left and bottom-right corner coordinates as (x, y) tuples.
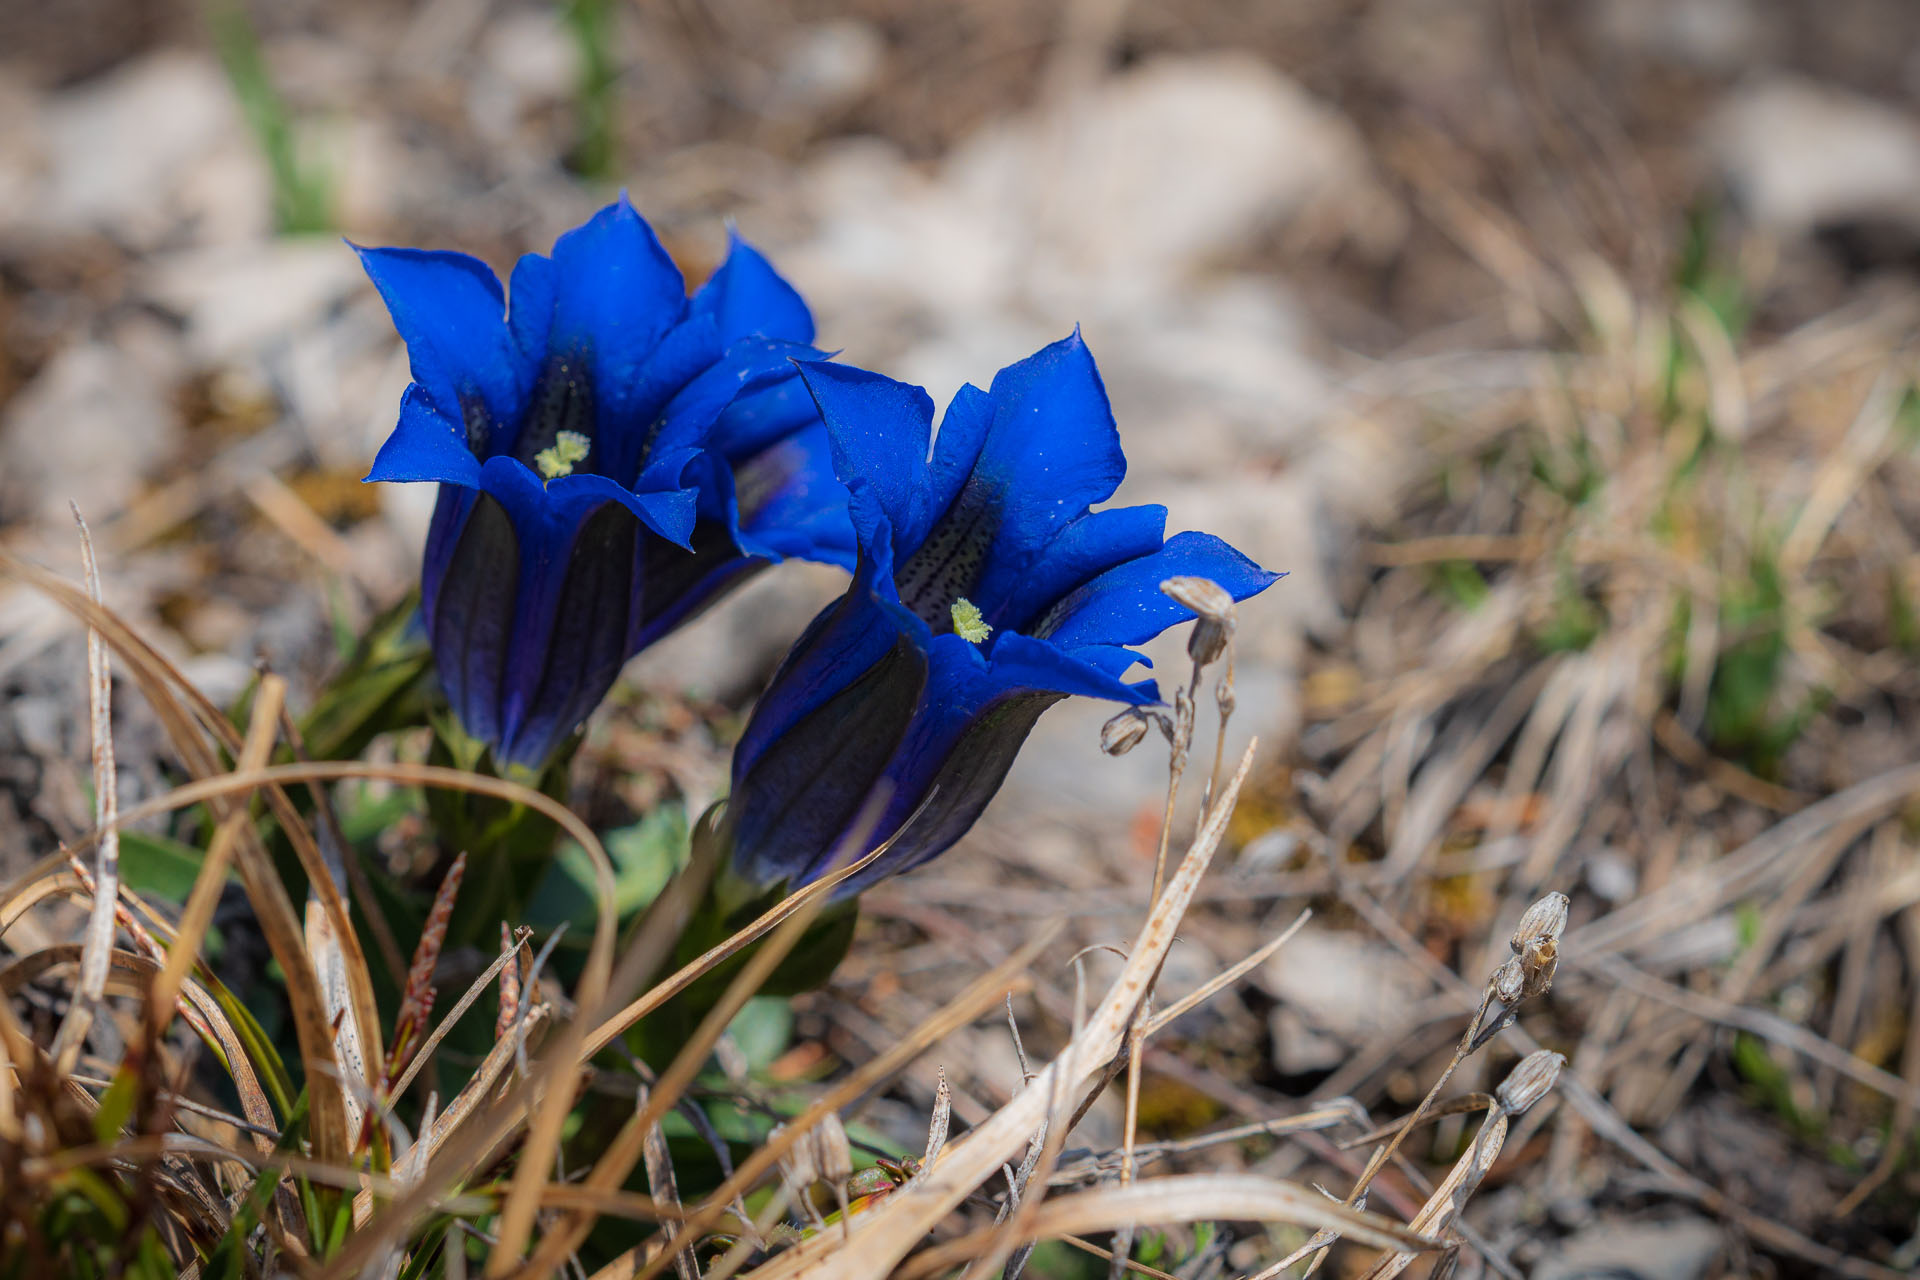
(535, 430), (591, 481)
(950, 597), (991, 643)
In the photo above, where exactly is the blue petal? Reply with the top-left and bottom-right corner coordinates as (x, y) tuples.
(437, 465), (697, 768)
(366, 384), (483, 486)
(709, 363), (824, 462)
(545, 197), (689, 425)
(427, 492), (519, 750)
(493, 502), (641, 767)
(420, 482), (480, 618)
(652, 337), (820, 473)
(593, 314), (725, 488)
(832, 634), (1082, 889)
(727, 528), (930, 886)
(731, 519), (920, 779)
(987, 503), (1167, 634)
(628, 519), (765, 654)
(728, 617), (928, 890)
(477, 455), (698, 550)
(354, 244), (527, 437)
(924, 382), (994, 517)
(690, 231), (815, 346)
(797, 361), (938, 558)
(505, 252), (557, 378)
(964, 331), (1127, 612)
(846, 688), (1060, 892)
(727, 423), (857, 567)
(1038, 531), (1283, 651)
(985, 631), (1157, 704)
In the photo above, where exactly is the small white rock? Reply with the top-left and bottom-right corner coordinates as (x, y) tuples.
(0, 341), (179, 525)
(1707, 76), (1920, 235)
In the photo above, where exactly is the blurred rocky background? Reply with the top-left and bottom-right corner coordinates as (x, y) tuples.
(6, 2), (1920, 1275)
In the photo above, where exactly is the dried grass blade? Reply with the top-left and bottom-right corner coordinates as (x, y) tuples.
(1146, 908), (1310, 1036)
(49, 506), (118, 1074)
(106, 760), (617, 1280)
(638, 1083), (698, 1280)
(307, 888), (372, 1142)
(1356, 1110), (1507, 1280)
(388, 939), (525, 1104)
(146, 681), (284, 1044)
(216, 680), (360, 1169)
(894, 1174), (1436, 1280)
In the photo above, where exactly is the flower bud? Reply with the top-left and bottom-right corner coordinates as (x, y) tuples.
(1161, 575), (1236, 666)
(1495, 1049), (1565, 1115)
(1101, 707), (1152, 756)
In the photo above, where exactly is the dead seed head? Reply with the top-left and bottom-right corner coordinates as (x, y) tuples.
(1174, 688), (1196, 739)
(1161, 575), (1236, 665)
(1519, 935), (1559, 1000)
(815, 1111), (853, 1184)
(1509, 892), (1569, 955)
(1495, 1049), (1566, 1115)
(1503, 890), (1566, 1000)
(1101, 707), (1152, 756)
(776, 1112), (853, 1190)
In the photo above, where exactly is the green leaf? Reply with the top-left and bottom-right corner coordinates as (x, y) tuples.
(119, 829), (229, 903)
(1429, 559), (1490, 611)
(526, 806), (690, 939)
(90, 1068), (140, 1145)
(205, 971), (297, 1119)
(725, 997), (794, 1073)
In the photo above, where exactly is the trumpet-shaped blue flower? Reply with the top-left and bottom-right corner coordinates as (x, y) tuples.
(727, 332), (1281, 894)
(359, 198), (853, 769)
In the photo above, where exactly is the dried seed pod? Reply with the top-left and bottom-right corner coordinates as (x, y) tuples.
(1495, 1049), (1565, 1115)
(1491, 956), (1526, 1006)
(772, 1123), (817, 1191)
(775, 1113), (854, 1192)
(1101, 707), (1152, 756)
(1509, 892), (1569, 955)
(1161, 575), (1237, 666)
(814, 1111), (853, 1186)
(1165, 687), (1195, 770)
(1519, 934), (1559, 1000)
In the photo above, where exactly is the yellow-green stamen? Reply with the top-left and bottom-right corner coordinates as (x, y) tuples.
(535, 430), (591, 481)
(951, 597), (991, 644)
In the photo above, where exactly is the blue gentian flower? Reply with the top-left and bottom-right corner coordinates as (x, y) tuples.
(726, 332), (1281, 894)
(358, 198), (853, 770)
